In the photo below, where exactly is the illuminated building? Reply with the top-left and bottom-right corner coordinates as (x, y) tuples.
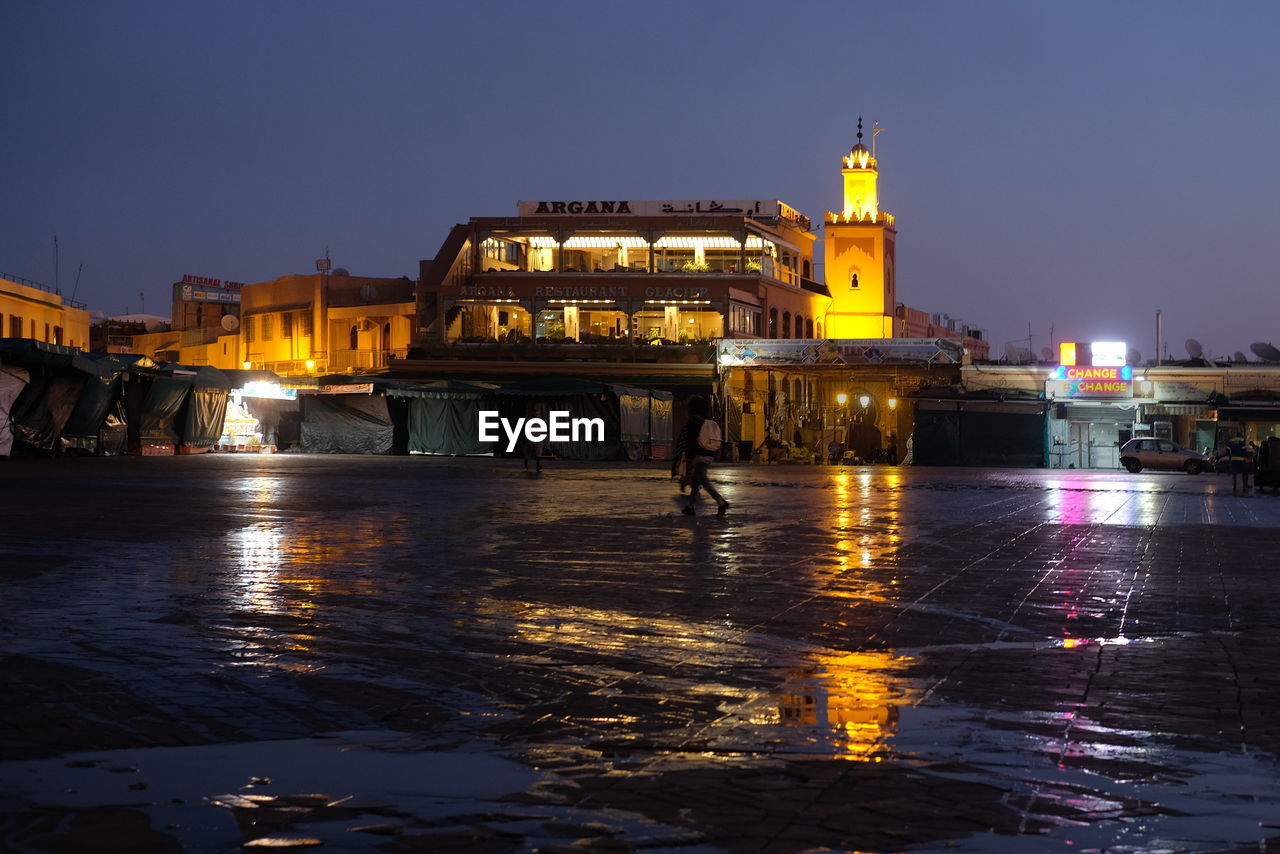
(239, 272), (415, 375)
(0, 272), (90, 350)
(414, 199), (829, 356)
(823, 119), (898, 339)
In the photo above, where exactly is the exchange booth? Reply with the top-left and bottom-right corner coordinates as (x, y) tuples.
(1045, 355), (1138, 470)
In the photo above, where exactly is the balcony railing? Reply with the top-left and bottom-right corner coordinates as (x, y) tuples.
(0, 270), (89, 310)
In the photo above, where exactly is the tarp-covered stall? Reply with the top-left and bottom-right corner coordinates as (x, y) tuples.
(386, 380), (497, 456)
(0, 338), (112, 456)
(494, 377), (673, 461)
(0, 365), (30, 457)
(58, 354), (140, 455)
(123, 360), (193, 454)
(617, 384), (674, 460)
(175, 365), (232, 452)
(299, 379), (394, 454)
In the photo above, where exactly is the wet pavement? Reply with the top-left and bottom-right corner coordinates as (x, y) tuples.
(2, 455), (1280, 853)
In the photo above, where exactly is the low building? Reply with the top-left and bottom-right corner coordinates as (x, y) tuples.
(0, 272), (90, 350)
(910, 358), (1280, 469)
(241, 272), (415, 376)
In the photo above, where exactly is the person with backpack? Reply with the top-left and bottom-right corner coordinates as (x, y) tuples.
(678, 396), (729, 516)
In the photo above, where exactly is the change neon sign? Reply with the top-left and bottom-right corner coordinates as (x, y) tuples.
(1052, 365), (1133, 396)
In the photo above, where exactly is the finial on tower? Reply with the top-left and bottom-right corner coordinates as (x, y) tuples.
(857, 116), (863, 143)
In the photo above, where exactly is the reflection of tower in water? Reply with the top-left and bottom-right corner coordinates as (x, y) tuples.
(776, 650), (910, 758)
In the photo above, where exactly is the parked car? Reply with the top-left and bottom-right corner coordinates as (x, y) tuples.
(1119, 438), (1212, 474)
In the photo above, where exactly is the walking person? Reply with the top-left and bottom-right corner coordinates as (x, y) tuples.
(678, 396), (729, 516)
(1227, 434), (1250, 494)
(523, 402), (545, 473)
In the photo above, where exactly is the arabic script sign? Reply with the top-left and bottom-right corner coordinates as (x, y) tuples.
(516, 200), (812, 230)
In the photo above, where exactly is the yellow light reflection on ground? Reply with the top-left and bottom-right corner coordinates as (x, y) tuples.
(776, 649), (914, 759)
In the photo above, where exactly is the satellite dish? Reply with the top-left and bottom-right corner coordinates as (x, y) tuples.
(356, 318), (376, 333)
(1250, 342), (1280, 362)
(1186, 338), (1203, 359)
(333, 268), (351, 277)
(144, 319), (167, 333)
(1041, 347), (1054, 361)
(221, 315), (240, 332)
(1126, 348), (1142, 366)
(1234, 351), (1248, 363)
(359, 283), (379, 302)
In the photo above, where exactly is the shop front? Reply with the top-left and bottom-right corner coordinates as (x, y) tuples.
(446, 278), (739, 345)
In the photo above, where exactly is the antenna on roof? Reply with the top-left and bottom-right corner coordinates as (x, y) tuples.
(71, 263), (83, 303)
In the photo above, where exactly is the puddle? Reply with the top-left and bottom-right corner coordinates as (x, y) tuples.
(0, 731), (727, 853)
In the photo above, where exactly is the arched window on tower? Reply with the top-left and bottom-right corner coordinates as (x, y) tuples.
(806, 318), (814, 338)
(782, 312), (791, 338)
(769, 308), (778, 338)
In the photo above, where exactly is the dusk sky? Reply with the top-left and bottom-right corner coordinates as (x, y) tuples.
(4, 1), (1279, 361)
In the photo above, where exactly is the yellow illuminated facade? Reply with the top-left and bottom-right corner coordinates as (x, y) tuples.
(0, 273), (91, 349)
(823, 119), (897, 338)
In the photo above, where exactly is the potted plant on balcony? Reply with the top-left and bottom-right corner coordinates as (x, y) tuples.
(681, 260), (711, 273)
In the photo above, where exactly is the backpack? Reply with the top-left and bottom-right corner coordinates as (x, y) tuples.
(697, 419), (723, 455)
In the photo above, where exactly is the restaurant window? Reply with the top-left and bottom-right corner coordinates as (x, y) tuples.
(730, 304), (761, 336)
(768, 308), (778, 338)
(244, 315), (256, 342)
(349, 325), (359, 350)
(299, 311), (312, 337)
(45, 323), (51, 342)
(54, 326), (63, 345)
(481, 237), (525, 270)
(261, 315), (274, 341)
(281, 312), (293, 339)
(803, 260), (811, 279)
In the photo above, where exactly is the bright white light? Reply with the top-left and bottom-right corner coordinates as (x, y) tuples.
(1091, 341), (1126, 367)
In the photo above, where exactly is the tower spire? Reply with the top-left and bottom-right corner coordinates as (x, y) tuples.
(857, 116), (863, 144)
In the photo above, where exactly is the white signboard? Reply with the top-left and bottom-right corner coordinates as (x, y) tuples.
(1090, 341), (1126, 367)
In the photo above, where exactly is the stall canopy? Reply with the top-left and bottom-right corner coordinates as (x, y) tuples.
(385, 380), (497, 456)
(58, 354), (144, 454)
(299, 377), (395, 454)
(176, 365), (232, 449)
(0, 338), (114, 455)
(494, 377), (673, 461)
(0, 365), (30, 456)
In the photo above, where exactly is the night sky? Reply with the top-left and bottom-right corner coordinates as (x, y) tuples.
(4, 1), (1278, 362)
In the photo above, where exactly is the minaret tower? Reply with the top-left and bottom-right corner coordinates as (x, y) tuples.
(824, 118), (898, 338)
